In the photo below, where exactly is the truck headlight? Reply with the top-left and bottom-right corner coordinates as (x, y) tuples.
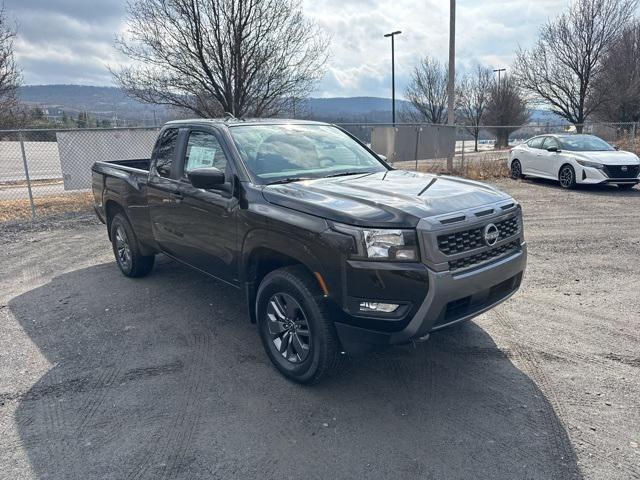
(576, 159), (604, 169)
(362, 229), (418, 260)
(331, 223), (419, 261)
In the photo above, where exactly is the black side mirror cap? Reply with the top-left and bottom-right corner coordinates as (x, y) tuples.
(187, 167), (226, 189)
(547, 146), (559, 152)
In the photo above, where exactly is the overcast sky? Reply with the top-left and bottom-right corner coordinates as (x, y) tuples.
(5, 0), (571, 98)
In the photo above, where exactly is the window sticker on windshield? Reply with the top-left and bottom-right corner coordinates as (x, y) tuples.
(188, 146), (216, 169)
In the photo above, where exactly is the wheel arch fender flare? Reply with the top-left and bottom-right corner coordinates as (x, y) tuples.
(240, 229), (327, 323)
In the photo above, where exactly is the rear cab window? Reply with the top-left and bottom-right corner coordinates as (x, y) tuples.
(154, 128), (179, 178)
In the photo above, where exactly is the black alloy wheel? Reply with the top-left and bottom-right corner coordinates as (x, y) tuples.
(265, 292), (311, 363)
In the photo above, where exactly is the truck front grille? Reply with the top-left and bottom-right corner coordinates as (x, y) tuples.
(449, 240), (521, 271)
(437, 216), (519, 256)
(603, 165), (640, 179)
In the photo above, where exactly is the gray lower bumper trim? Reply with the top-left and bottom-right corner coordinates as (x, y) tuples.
(389, 243), (527, 344)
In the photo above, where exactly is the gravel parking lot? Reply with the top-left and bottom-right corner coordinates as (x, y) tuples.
(1, 178), (638, 480)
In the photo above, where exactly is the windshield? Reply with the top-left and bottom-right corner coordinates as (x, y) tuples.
(229, 124), (387, 183)
(559, 135), (615, 152)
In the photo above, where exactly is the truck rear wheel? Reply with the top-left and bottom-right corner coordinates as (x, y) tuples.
(110, 213), (155, 277)
(256, 265), (343, 384)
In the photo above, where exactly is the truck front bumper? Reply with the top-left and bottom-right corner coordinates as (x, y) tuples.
(334, 243), (526, 353)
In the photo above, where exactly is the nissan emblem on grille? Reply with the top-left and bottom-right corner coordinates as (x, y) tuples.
(483, 223), (499, 246)
(621, 166), (628, 171)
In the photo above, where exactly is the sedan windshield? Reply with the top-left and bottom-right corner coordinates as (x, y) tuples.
(229, 124), (387, 183)
(559, 135), (615, 152)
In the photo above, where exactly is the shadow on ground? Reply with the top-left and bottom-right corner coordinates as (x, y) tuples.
(519, 176), (640, 196)
(5, 258), (581, 479)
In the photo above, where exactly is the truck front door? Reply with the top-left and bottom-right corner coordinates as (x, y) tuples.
(168, 128), (239, 285)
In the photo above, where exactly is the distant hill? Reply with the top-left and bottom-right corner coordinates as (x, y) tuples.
(18, 84), (566, 126)
(18, 85), (170, 126)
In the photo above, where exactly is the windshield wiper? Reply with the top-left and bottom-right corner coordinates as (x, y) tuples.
(323, 171), (374, 178)
(266, 177), (314, 185)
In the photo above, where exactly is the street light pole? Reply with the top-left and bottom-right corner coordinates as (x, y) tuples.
(493, 68), (506, 90)
(384, 30), (402, 125)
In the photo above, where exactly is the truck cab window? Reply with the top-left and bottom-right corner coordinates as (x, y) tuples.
(155, 128), (178, 178)
(184, 131), (228, 175)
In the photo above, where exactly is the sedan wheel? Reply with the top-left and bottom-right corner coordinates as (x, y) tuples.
(559, 165), (576, 189)
(511, 160), (523, 180)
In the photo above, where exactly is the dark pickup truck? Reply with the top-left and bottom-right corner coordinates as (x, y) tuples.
(92, 119), (527, 384)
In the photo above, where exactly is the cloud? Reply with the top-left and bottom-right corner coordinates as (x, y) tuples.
(6, 0), (574, 94)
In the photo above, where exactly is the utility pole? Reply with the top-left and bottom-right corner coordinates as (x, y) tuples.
(384, 30), (402, 125)
(446, 0), (456, 172)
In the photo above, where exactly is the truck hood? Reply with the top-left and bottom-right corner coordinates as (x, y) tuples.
(570, 150), (640, 165)
(262, 170), (511, 228)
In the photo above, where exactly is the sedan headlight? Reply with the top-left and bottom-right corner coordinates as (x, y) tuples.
(332, 223), (419, 261)
(576, 159), (604, 169)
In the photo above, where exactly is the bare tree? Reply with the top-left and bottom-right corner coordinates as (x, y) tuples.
(594, 20), (640, 123)
(0, 4), (21, 127)
(484, 74), (529, 148)
(404, 57), (450, 124)
(458, 66), (492, 151)
(514, 0), (637, 132)
(112, 0), (328, 118)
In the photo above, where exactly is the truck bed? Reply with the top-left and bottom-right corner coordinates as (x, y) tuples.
(105, 158), (151, 171)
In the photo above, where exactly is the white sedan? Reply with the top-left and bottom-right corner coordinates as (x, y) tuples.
(508, 134), (640, 190)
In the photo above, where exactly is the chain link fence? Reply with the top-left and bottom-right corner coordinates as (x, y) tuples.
(339, 121), (640, 179)
(1, 122), (639, 222)
(0, 127), (159, 221)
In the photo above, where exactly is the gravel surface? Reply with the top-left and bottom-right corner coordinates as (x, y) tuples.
(0, 178), (638, 479)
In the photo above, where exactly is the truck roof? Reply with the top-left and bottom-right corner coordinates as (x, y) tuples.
(165, 118), (330, 128)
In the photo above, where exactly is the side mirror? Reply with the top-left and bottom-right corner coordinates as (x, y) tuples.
(187, 167), (226, 189)
(547, 146), (559, 153)
(614, 145), (620, 151)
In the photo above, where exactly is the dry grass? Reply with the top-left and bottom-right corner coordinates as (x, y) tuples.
(0, 178), (63, 189)
(394, 151), (511, 181)
(0, 192), (93, 222)
(615, 137), (640, 156)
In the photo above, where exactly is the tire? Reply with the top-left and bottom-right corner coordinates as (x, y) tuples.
(110, 213), (155, 277)
(618, 183), (636, 191)
(511, 159), (523, 180)
(256, 265), (343, 384)
(559, 164), (577, 189)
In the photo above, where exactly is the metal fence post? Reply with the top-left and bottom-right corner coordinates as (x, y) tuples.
(461, 134), (465, 170)
(414, 126), (421, 171)
(19, 130), (36, 219)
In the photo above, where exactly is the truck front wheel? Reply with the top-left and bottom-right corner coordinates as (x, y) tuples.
(110, 213), (155, 277)
(256, 266), (343, 384)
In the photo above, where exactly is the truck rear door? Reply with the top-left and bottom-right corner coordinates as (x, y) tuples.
(147, 127), (184, 255)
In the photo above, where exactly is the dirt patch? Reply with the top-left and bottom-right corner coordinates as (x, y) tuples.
(0, 178), (638, 479)
(0, 191), (93, 222)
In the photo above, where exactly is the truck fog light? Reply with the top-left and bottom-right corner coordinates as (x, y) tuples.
(359, 302), (400, 313)
(394, 248), (417, 260)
